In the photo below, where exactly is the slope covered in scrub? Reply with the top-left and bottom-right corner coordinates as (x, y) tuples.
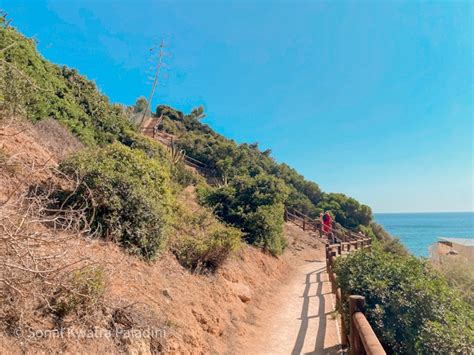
(0, 11), (399, 258)
(0, 13), (132, 146)
(157, 104), (372, 229)
(0, 119), (319, 354)
(151, 104), (396, 255)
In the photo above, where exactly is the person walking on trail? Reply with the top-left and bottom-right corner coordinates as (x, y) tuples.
(322, 211), (334, 242)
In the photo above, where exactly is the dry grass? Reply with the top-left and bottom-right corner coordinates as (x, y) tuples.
(32, 119), (84, 161)
(0, 164), (100, 337)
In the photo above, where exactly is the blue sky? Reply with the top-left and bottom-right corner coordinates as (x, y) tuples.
(2, 0), (473, 212)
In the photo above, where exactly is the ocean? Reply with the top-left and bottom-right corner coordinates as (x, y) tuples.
(374, 212), (474, 257)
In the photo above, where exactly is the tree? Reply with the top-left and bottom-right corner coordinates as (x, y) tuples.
(189, 105), (206, 120)
(133, 96), (148, 113)
(200, 173), (289, 255)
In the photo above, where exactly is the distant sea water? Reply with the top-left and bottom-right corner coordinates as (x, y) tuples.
(374, 212), (474, 257)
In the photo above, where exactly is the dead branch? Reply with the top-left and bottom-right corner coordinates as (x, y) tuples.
(0, 162), (101, 338)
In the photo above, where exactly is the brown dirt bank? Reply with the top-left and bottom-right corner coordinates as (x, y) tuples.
(1, 119), (330, 354)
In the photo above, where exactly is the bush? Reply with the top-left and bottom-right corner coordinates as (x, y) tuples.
(436, 258), (474, 307)
(334, 247), (474, 354)
(52, 266), (106, 318)
(170, 161), (200, 187)
(120, 129), (169, 160)
(245, 203), (287, 255)
(0, 22), (134, 146)
(369, 222), (408, 256)
(59, 143), (175, 260)
(199, 173), (289, 255)
(172, 208), (242, 272)
(120, 130), (199, 188)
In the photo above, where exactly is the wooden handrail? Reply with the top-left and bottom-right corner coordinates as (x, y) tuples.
(350, 296), (386, 355)
(325, 243), (385, 354)
(140, 124), (215, 175)
(353, 313), (385, 355)
(285, 209), (321, 233)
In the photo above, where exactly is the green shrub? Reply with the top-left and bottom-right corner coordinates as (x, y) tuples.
(0, 22), (134, 146)
(436, 258), (474, 307)
(359, 223), (408, 257)
(334, 247), (474, 354)
(199, 173), (289, 255)
(172, 208), (242, 271)
(120, 130), (199, 188)
(52, 266), (106, 318)
(120, 129), (169, 160)
(245, 203), (287, 255)
(59, 143), (175, 260)
(170, 161), (200, 187)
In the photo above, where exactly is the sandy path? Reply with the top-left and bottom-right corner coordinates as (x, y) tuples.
(240, 260), (342, 355)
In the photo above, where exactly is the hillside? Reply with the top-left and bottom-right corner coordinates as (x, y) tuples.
(1, 12), (472, 354)
(0, 118), (339, 353)
(0, 11), (405, 255)
(0, 15), (346, 353)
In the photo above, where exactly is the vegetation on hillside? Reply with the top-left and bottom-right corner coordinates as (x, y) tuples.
(59, 143), (175, 260)
(0, 16), (232, 267)
(199, 173), (289, 255)
(153, 104), (408, 255)
(0, 13), (133, 146)
(0, 10), (403, 262)
(334, 247), (474, 354)
(436, 258), (474, 307)
(1, 12), (472, 353)
(171, 206), (242, 271)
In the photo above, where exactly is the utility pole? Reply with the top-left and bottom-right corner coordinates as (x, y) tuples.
(139, 39), (165, 129)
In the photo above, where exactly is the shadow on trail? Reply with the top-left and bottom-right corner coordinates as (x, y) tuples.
(304, 259), (325, 263)
(291, 266), (328, 355)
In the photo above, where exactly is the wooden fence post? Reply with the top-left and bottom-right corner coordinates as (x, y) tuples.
(350, 295), (365, 355)
(340, 288), (348, 348)
(329, 250), (336, 269)
(337, 244), (342, 255)
(328, 251), (337, 294)
(325, 244), (330, 273)
(331, 265), (338, 294)
(303, 218), (306, 231)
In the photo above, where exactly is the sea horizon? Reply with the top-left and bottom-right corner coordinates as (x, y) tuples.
(374, 211), (474, 257)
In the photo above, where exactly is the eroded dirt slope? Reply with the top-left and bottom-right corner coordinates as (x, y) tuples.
(0, 119), (328, 354)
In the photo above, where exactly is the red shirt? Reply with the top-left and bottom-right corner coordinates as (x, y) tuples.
(323, 215), (333, 233)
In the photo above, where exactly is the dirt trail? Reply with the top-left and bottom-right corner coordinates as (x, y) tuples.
(240, 228), (342, 355)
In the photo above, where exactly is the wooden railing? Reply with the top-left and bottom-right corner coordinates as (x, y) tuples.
(349, 296), (386, 355)
(140, 126), (220, 179)
(326, 238), (386, 355)
(285, 208), (384, 354)
(284, 209), (321, 233)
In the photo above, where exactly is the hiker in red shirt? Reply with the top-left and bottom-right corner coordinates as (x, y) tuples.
(322, 211), (333, 236)
(322, 211), (335, 243)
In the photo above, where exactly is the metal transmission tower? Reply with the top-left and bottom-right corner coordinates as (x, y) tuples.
(139, 39), (165, 129)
